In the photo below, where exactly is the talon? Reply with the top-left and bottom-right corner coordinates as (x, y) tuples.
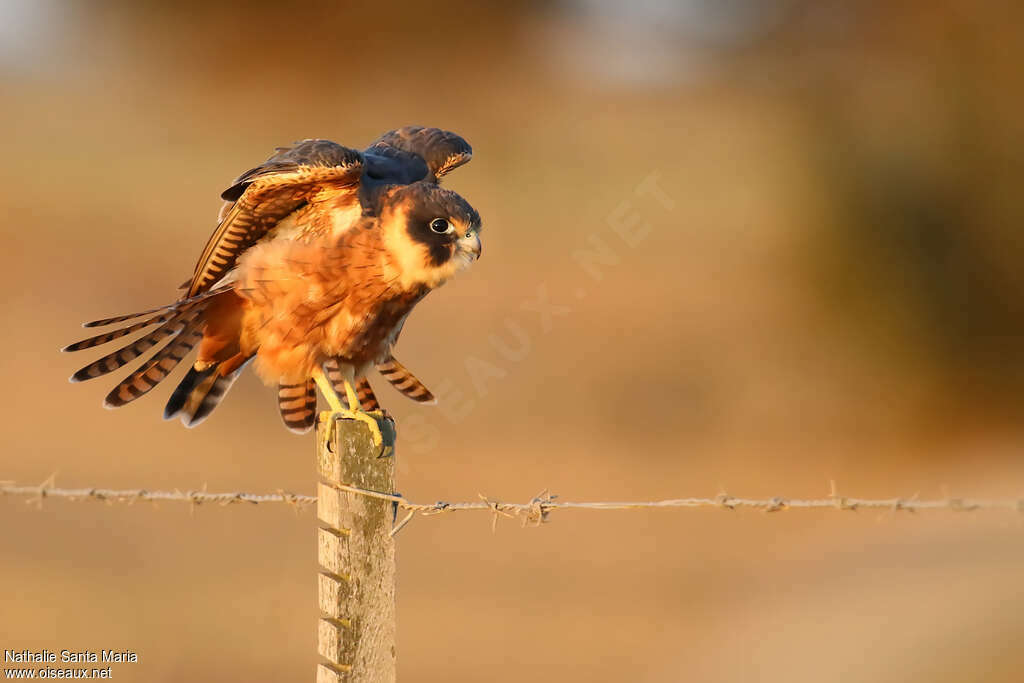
(318, 408), (385, 450)
(312, 366), (393, 453)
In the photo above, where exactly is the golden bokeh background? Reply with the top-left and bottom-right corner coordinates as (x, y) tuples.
(2, 1), (1023, 680)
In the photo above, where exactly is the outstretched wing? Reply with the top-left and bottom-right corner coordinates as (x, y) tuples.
(363, 126), (472, 185)
(187, 139), (364, 296)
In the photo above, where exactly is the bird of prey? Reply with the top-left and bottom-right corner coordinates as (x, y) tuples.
(63, 126), (482, 449)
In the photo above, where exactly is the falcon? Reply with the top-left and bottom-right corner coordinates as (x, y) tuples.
(63, 126), (483, 449)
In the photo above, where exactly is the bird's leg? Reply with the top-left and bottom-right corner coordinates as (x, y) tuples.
(311, 365), (385, 451)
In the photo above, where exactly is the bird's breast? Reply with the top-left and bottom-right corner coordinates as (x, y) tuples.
(237, 224), (429, 384)
(323, 287), (427, 365)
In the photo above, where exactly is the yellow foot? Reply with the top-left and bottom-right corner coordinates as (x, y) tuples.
(312, 366), (393, 456)
(319, 408), (388, 454)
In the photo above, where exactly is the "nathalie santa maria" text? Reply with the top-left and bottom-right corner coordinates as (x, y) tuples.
(5, 650), (137, 664)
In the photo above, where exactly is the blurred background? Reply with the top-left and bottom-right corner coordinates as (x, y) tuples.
(2, 0), (1023, 680)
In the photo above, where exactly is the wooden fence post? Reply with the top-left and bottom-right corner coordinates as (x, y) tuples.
(316, 416), (398, 683)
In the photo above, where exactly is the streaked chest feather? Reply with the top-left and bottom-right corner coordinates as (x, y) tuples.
(237, 226), (428, 382)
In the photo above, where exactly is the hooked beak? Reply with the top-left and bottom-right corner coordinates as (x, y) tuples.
(459, 232), (482, 260)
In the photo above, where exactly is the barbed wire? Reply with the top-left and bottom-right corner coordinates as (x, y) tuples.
(0, 478), (316, 509)
(3, 479), (1022, 530)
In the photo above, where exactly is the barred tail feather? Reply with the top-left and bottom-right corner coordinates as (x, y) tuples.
(103, 322), (203, 408)
(164, 357), (252, 428)
(278, 380), (316, 433)
(63, 310), (178, 352)
(323, 359), (381, 410)
(79, 286), (232, 328)
(323, 358), (346, 395)
(376, 356), (435, 404)
(81, 304), (184, 329)
(356, 377), (380, 411)
(67, 309), (203, 383)
(164, 366), (215, 421)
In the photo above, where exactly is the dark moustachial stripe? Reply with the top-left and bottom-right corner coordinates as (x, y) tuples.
(427, 241), (453, 267)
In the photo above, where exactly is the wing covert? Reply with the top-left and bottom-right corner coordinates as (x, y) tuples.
(186, 140), (364, 297)
(364, 126), (472, 184)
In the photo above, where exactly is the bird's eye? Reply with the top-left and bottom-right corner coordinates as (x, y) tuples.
(429, 218), (451, 234)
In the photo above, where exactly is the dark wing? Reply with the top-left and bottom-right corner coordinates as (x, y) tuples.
(363, 126), (472, 185)
(186, 139), (364, 297)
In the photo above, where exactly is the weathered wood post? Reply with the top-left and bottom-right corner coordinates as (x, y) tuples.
(316, 416), (398, 683)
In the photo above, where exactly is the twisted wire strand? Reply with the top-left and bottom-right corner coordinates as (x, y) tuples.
(3, 480), (1021, 528)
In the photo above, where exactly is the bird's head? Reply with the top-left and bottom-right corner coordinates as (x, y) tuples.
(379, 182), (482, 289)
